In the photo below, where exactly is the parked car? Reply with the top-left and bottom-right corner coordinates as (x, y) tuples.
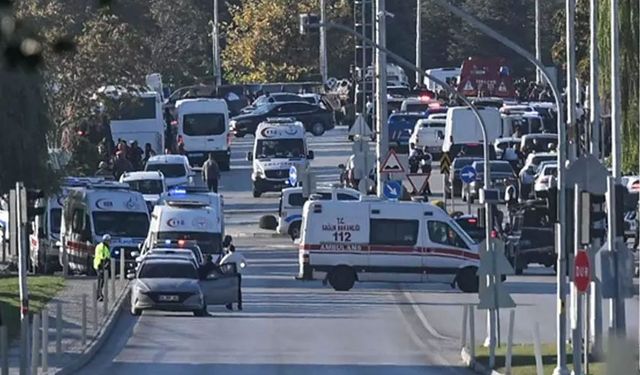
(230, 102), (334, 137)
(533, 163), (557, 198)
(505, 201), (555, 274)
(452, 214), (484, 243)
(466, 160), (517, 203)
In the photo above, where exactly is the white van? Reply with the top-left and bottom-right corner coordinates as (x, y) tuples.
(143, 196), (226, 259)
(246, 118), (314, 197)
(442, 106), (504, 154)
(175, 98), (230, 169)
(119, 171), (166, 211)
(409, 117), (446, 154)
(60, 181), (150, 274)
(278, 186), (360, 240)
(424, 67), (461, 91)
(144, 154), (193, 188)
(298, 199), (480, 292)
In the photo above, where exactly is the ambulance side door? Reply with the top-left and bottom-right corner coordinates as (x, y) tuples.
(423, 218), (472, 284)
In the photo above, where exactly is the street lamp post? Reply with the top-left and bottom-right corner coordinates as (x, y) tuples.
(428, 1), (567, 373)
(535, 0), (542, 84)
(212, 0), (222, 87)
(319, 0), (328, 84)
(374, 0), (388, 199)
(415, 0), (422, 87)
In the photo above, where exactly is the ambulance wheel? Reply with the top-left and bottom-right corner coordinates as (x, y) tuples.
(131, 307), (141, 316)
(311, 123), (326, 136)
(288, 222), (301, 240)
(328, 265), (356, 291)
(252, 189), (262, 198)
(193, 305), (207, 317)
(456, 267), (479, 293)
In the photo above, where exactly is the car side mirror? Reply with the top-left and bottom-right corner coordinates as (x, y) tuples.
(131, 251), (140, 258)
(126, 272), (135, 280)
(246, 152), (253, 161)
(222, 235), (233, 247)
(307, 150), (315, 160)
(338, 163), (345, 170)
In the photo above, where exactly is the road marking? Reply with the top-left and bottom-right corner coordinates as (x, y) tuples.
(402, 290), (450, 340)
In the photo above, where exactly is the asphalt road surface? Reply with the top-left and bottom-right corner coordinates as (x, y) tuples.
(77, 127), (639, 374)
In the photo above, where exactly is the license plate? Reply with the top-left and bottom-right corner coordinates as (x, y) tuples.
(158, 295), (179, 302)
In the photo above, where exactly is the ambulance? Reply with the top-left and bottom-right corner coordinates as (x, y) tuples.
(246, 118), (314, 197)
(30, 185), (69, 274)
(60, 180), (150, 274)
(143, 193), (226, 259)
(298, 198), (480, 292)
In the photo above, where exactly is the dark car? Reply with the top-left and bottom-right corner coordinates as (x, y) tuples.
(446, 157), (482, 198)
(230, 102), (334, 137)
(387, 113), (430, 154)
(467, 161), (518, 203)
(505, 201), (555, 274)
(453, 214), (484, 243)
(239, 93), (305, 114)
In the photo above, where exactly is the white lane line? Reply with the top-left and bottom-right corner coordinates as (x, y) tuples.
(402, 290), (450, 340)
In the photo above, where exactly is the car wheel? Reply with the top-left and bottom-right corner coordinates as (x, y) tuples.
(328, 265), (356, 291)
(289, 222), (301, 240)
(131, 306), (141, 316)
(311, 123), (325, 136)
(252, 189), (261, 198)
(456, 267), (479, 293)
(193, 306), (207, 317)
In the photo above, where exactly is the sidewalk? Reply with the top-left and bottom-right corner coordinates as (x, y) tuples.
(7, 276), (128, 374)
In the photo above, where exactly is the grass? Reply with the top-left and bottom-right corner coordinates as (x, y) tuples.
(475, 343), (607, 375)
(0, 276), (65, 340)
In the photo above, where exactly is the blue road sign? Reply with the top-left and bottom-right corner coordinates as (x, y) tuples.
(288, 165), (298, 186)
(383, 180), (402, 200)
(460, 165), (477, 184)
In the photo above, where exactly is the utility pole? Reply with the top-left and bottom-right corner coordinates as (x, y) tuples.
(534, 0), (542, 84)
(566, 0), (577, 161)
(374, 0), (388, 198)
(609, 0), (625, 333)
(589, 0), (600, 157)
(16, 183), (29, 375)
(212, 0), (222, 87)
(415, 0), (422, 87)
(319, 0), (328, 84)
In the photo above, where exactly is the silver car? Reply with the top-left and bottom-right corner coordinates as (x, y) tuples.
(130, 258), (240, 317)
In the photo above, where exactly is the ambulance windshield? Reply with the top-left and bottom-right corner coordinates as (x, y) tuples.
(93, 212), (149, 238)
(256, 139), (305, 159)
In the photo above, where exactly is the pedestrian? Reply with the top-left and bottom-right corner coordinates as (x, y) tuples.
(177, 135), (187, 155)
(143, 142), (156, 165)
(226, 243), (242, 311)
(94, 234), (111, 301)
(127, 140), (144, 170)
(202, 153), (221, 193)
(95, 161), (112, 178)
(112, 150), (133, 180)
(199, 254), (218, 280)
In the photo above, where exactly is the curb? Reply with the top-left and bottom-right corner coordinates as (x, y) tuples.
(52, 283), (131, 375)
(461, 347), (504, 375)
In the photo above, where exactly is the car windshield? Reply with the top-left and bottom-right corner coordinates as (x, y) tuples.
(251, 103), (274, 115)
(405, 103), (429, 112)
(146, 163), (186, 178)
(92, 212), (149, 237)
(183, 113), (225, 136)
(475, 162), (513, 174)
(256, 139), (305, 159)
(138, 262), (198, 279)
(543, 167), (557, 176)
(453, 158), (481, 169)
(157, 231), (222, 255)
(50, 208), (62, 235)
(126, 179), (164, 194)
(531, 155), (556, 166)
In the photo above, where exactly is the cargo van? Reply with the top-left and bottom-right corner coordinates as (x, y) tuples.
(246, 118), (314, 197)
(175, 98), (231, 169)
(298, 199), (480, 292)
(60, 181), (150, 274)
(442, 106), (504, 155)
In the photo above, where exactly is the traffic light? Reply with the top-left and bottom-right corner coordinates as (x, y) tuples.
(588, 193), (606, 241)
(26, 189), (45, 219)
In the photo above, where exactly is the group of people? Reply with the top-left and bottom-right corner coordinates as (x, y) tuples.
(95, 139), (157, 180)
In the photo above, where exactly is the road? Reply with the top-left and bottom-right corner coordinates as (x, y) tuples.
(77, 127), (639, 374)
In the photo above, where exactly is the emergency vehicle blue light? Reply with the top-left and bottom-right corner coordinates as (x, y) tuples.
(169, 188), (187, 196)
(164, 239), (171, 244)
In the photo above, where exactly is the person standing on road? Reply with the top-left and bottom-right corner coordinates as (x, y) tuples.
(94, 234), (111, 302)
(202, 153), (221, 193)
(112, 150), (133, 180)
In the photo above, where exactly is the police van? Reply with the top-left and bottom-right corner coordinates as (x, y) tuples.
(60, 180), (150, 274)
(175, 98), (231, 169)
(246, 118), (314, 197)
(278, 185), (360, 240)
(298, 199), (480, 292)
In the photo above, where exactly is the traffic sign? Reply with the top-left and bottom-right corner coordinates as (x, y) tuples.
(439, 152), (451, 175)
(460, 165), (477, 184)
(380, 149), (405, 173)
(288, 165), (298, 186)
(477, 238), (515, 310)
(348, 114), (373, 139)
(406, 173), (429, 194)
(383, 180), (402, 200)
(574, 250), (590, 293)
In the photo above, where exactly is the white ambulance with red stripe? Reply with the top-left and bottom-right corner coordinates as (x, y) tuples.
(298, 198), (480, 292)
(60, 181), (150, 274)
